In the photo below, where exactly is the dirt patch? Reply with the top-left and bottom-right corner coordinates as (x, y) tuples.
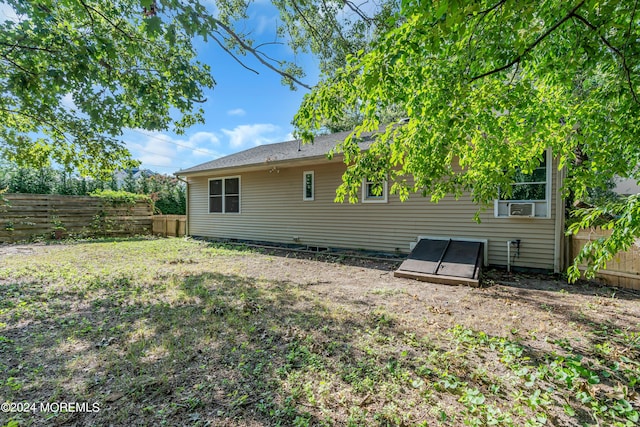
(1, 239), (639, 426)
(0, 243), (43, 257)
(224, 245), (640, 338)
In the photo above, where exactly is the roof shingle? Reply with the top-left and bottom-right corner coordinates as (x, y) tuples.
(176, 130), (375, 175)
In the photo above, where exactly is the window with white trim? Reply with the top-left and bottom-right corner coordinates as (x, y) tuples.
(362, 179), (388, 203)
(494, 150), (551, 218)
(209, 176), (240, 213)
(303, 171), (314, 201)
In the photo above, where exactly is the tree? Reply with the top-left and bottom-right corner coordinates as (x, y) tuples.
(122, 170), (137, 193)
(271, 0), (403, 132)
(146, 174), (186, 214)
(0, 163), (186, 213)
(0, 0), (216, 178)
(272, 0), (400, 77)
(0, 0), (394, 178)
(321, 104), (406, 134)
(293, 0), (640, 280)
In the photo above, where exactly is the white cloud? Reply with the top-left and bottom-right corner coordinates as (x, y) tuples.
(227, 108), (246, 116)
(61, 93), (77, 111)
(254, 14), (278, 35)
(177, 131), (220, 154)
(199, 0), (219, 17)
(125, 129), (223, 172)
(129, 133), (175, 167)
(222, 124), (281, 148)
(139, 152), (173, 167)
(0, 2), (19, 23)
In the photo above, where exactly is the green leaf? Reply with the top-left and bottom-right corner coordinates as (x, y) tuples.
(145, 16), (162, 35)
(293, 0), (640, 278)
(0, 0), (214, 178)
(563, 404), (576, 416)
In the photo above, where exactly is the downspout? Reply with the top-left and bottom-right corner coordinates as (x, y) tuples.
(553, 164), (566, 273)
(175, 175), (189, 236)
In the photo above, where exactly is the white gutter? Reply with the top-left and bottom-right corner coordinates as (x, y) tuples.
(174, 175), (189, 236)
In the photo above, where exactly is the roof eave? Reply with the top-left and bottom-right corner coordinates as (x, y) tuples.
(175, 153), (344, 178)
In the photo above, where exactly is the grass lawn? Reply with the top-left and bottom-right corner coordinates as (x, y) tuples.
(0, 237), (639, 426)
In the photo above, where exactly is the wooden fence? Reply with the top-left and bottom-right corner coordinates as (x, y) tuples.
(571, 228), (640, 290)
(152, 215), (186, 237)
(0, 193), (153, 243)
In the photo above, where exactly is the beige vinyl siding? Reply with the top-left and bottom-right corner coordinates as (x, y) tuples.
(188, 159), (560, 270)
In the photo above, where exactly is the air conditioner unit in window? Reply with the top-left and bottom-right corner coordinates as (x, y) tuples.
(508, 202), (535, 217)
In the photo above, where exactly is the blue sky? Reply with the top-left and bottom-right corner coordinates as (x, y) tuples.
(0, 1), (321, 175)
(123, 2), (320, 175)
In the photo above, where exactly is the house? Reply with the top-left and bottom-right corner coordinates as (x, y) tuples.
(176, 130), (566, 273)
(613, 176), (640, 196)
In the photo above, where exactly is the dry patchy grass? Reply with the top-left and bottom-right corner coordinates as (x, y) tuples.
(0, 237), (639, 426)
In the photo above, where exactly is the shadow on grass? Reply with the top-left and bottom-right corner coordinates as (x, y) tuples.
(480, 270), (640, 343)
(484, 268), (640, 301)
(47, 235), (165, 246)
(1, 270), (638, 426)
(1, 272), (366, 426)
(199, 238), (403, 273)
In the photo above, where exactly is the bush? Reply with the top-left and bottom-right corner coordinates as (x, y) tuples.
(89, 189), (153, 205)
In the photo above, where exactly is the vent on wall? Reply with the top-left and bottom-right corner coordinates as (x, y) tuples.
(508, 202), (535, 217)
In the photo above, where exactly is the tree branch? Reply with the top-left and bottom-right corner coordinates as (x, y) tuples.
(287, 0), (351, 49)
(254, 49), (285, 67)
(1, 54), (37, 76)
(343, 1), (372, 23)
(570, 14), (619, 53)
(507, 61), (520, 87)
(467, 0), (507, 64)
(210, 32), (259, 75)
(624, 0), (638, 54)
(167, 0), (311, 89)
(0, 41), (59, 54)
(212, 18), (311, 90)
(1, 108), (73, 144)
(319, 0), (351, 45)
(78, 0), (95, 27)
(254, 41), (284, 50)
(78, 0), (134, 40)
(471, 0), (507, 18)
(289, 0), (326, 45)
(469, 0), (586, 82)
(571, 12), (640, 106)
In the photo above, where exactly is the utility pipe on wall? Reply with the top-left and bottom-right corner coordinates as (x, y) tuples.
(507, 240), (521, 272)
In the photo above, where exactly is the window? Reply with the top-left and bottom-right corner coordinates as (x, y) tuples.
(362, 178), (388, 203)
(303, 171), (314, 201)
(500, 156), (547, 201)
(494, 150), (551, 218)
(209, 177), (240, 213)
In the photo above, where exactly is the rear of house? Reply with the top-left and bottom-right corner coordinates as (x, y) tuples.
(177, 132), (565, 272)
